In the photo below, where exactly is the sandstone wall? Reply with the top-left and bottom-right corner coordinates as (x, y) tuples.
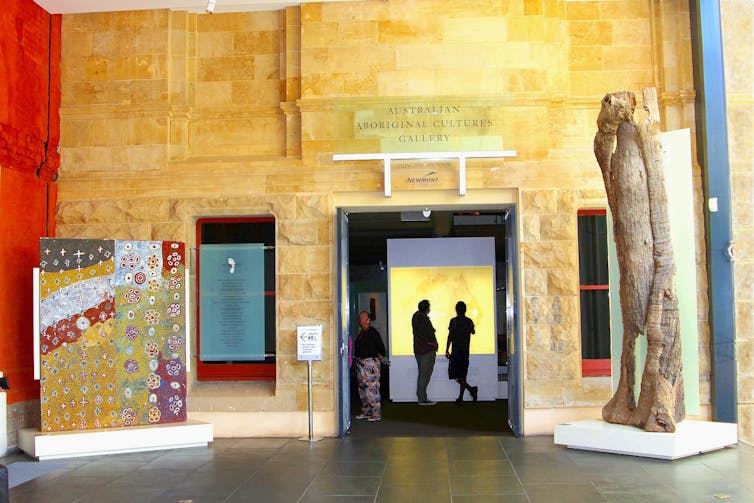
(55, 0), (709, 437)
(722, 0), (754, 445)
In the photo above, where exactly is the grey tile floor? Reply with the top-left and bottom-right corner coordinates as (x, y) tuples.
(2, 434), (754, 502)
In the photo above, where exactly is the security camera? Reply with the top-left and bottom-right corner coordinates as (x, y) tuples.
(206, 0), (216, 13)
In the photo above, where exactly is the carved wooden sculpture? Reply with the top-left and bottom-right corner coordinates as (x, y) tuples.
(593, 88), (685, 432)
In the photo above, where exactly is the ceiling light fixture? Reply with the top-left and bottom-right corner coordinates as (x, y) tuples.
(422, 208), (431, 218)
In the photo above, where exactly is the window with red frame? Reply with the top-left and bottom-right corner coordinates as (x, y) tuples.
(578, 210), (611, 377)
(196, 216), (276, 381)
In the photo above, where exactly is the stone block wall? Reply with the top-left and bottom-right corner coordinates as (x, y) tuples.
(722, 0), (754, 445)
(5, 400), (39, 452)
(53, 0), (715, 437)
(520, 188), (613, 409)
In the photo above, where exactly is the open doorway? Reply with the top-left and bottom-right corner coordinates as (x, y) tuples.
(338, 208), (519, 437)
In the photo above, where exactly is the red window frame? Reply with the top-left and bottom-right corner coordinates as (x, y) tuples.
(196, 216), (276, 381)
(578, 209), (611, 377)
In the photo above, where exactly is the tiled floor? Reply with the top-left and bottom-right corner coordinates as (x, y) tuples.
(2, 433), (753, 502)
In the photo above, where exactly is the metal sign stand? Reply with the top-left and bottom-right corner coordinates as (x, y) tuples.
(299, 360), (320, 443)
(297, 325), (322, 443)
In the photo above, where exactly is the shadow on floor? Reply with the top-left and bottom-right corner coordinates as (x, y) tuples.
(349, 399), (513, 437)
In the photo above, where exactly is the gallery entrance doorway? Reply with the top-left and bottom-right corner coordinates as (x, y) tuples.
(336, 206), (521, 438)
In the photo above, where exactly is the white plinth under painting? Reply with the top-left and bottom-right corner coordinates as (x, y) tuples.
(38, 238), (187, 432)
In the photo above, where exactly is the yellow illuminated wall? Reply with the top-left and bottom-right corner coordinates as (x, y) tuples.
(389, 266), (495, 356)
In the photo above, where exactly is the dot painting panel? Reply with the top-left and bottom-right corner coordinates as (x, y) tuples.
(39, 238), (187, 432)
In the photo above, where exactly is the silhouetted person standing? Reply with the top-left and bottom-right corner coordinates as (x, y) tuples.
(445, 301), (478, 405)
(412, 299), (438, 405)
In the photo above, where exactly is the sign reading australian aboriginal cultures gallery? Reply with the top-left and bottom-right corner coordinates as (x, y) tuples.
(356, 105), (493, 143)
(348, 101), (504, 153)
(332, 98), (512, 195)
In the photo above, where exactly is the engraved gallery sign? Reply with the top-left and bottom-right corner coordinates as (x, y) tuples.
(334, 97), (506, 154)
(355, 106), (493, 146)
(332, 97), (516, 196)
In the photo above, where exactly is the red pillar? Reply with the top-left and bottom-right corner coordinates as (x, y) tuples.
(0, 0), (61, 405)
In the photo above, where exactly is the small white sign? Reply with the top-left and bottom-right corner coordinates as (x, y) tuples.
(297, 325), (322, 361)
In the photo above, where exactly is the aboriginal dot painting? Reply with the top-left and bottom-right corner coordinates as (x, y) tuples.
(39, 238), (187, 432)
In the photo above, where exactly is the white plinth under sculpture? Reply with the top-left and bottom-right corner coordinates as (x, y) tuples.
(554, 419), (737, 460)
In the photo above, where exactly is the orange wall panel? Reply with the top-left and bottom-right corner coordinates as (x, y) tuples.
(0, 168), (52, 402)
(0, 0), (61, 405)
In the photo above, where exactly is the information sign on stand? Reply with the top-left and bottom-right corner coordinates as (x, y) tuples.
(297, 325), (322, 361)
(297, 325), (322, 442)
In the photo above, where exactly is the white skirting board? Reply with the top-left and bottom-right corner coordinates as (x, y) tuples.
(19, 419), (213, 461)
(554, 419), (737, 460)
(0, 392), (7, 456)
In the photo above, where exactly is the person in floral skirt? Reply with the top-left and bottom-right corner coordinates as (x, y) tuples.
(354, 311), (386, 422)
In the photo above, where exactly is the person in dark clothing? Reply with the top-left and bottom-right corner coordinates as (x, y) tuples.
(412, 299), (438, 405)
(445, 301), (478, 405)
(354, 310), (386, 421)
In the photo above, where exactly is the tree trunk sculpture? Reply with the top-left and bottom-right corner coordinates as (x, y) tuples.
(593, 88), (685, 432)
